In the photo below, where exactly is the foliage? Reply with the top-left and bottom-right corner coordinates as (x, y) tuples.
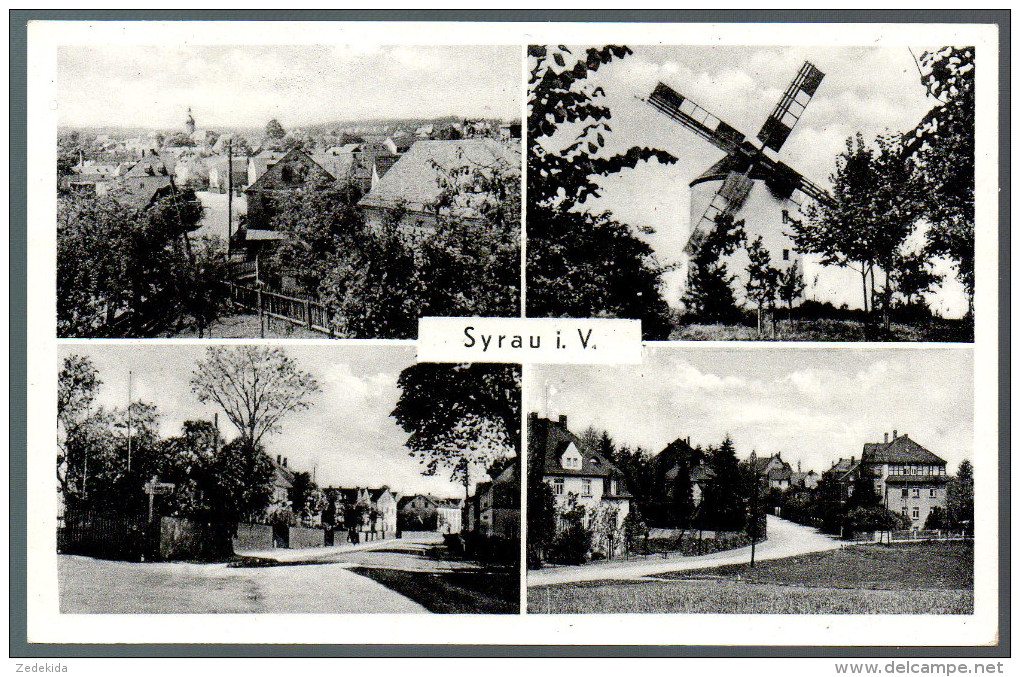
(777, 262), (807, 317)
(924, 506), (949, 530)
(265, 179), (365, 295)
(698, 436), (746, 532)
(547, 499), (592, 565)
(393, 363), (520, 498)
(265, 118), (286, 140)
(176, 236), (229, 338)
(947, 459), (974, 532)
(792, 133), (921, 324)
(890, 250), (941, 308)
(526, 472), (559, 569)
(745, 236), (781, 335)
(166, 132), (196, 147)
(905, 47), (975, 305)
(681, 213), (746, 323)
(843, 506), (909, 536)
(526, 44), (676, 339)
(57, 192), (214, 337)
(398, 505), (439, 532)
(316, 156), (520, 338)
(190, 346), (320, 448)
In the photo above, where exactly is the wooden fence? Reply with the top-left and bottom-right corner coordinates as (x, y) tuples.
(226, 283), (335, 336)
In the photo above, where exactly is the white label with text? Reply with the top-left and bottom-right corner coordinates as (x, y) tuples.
(417, 317), (642, 364)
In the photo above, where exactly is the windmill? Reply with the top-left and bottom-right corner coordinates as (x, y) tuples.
(643, 61), (835, 278)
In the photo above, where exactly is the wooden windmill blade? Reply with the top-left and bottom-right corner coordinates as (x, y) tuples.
(685, 170), (755, 255)
(757, 61), (825, 152)
(646, 82), (746, 154)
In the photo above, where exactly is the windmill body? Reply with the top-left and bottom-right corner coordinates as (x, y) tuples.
(648, 61), (871, 310)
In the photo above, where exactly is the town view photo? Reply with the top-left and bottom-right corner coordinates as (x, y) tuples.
(57, 344), (521, 614)
(526, 44), (974, 341)
(57, 45), (522, 339)
(527, 347), (974, 614)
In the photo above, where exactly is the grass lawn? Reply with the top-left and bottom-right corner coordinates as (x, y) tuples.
(168, 312), (326, 339)
(671, 318), (972, 342)
(351, 567), (520, 614)
(529, 542), (973, 614)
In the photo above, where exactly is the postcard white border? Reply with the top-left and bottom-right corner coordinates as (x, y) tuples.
(26, 19), (999, 647)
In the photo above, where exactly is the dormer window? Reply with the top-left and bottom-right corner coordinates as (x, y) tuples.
(560, 443), (583, 470)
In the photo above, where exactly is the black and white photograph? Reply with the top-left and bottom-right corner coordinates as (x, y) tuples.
(57, 343), (521, 613)
(526, 347), (974, 614)
(56, 44), (522, 339)
(527, 45), (975, 341)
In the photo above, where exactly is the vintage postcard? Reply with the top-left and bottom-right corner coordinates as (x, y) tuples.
(22, 18), (1000, 650)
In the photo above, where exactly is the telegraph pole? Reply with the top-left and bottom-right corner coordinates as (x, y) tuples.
(127, 370), (133, 472)
(226, 139), (233, 253)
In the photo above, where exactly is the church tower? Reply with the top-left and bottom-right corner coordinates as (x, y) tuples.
(185, 107), (196, 135)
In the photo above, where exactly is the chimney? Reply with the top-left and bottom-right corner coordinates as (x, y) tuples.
(283, 457), (288, 468)
(528, 411), (538, 426)
(277, 454), (281, 464)
(798, 460), (802, 473)
(893, 429), (898, 440)
(558, 414), (568, 427)
(884, 432), (889, 443)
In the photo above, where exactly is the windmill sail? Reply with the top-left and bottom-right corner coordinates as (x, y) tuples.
(647, 82), (746, 154)
(757, 61), (825, 152)
(686, 171), (754, 255)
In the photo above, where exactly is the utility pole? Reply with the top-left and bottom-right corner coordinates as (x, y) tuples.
(127, 370), (133, 472)
(226, 139), (233, 254)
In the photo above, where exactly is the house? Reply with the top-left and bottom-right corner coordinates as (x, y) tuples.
(173, 154), (210, 189)
(749, 451), (794, 491)
(863, 431), (949, 529)
(207, 156), (249, 194)
(358, 138), (520, 240)
(436, 499), (463, 534)
(499, 122), (522, 140)
(105, 153), (184, 211)
(240, 147), (337, 259)
(653, 436), (714, 508)
(368, 487), (398, 535)
(790, 463), (820, 490)
(246, 149), (286, 188)
(269, 455), (295, 512)
(823, 431), (949, 530)
(529, 413), (631, 553)
(475, 458), (520, 539)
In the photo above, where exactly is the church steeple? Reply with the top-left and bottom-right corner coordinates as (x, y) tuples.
(185, 107), (196, 135)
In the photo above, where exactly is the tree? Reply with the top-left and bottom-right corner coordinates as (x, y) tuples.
(698, 436), (746, 532)
(890, 250), (941, 310)
(204, 438), (276, 523)
(392, 364), (520, 501)
(176, 236), (229, 338)
(791, 133), (921, 328)
(166, 132), (196, 147)
(265, 118), (286, 140)
(266, 179), (365, 296)
(947, 459), (974, 532)
(526, 474), (558, 568)
(57, 355), (105, 501)
(527, 44), (677, 339)
(681, 213), (746, 324)
(745, 236), (781, 337)
(777, 262), (807, 326)
(190, 346), (320, 449)
(905, 47), (975, 309)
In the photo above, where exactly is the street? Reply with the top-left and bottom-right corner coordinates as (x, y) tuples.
(527, 515), (842, 587)
(59, 533), (484, 614)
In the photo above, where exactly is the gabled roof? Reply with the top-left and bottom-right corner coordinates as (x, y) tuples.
(358, 138), (520, 217)
(863, 435), (947, 465)
(246, 147), (335, 193)
(122, 154), (172, 178)
(529, 416), (629, 492)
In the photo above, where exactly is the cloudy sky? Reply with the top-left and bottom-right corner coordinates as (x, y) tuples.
(58, 343), (468, 498)
(539, 45), (965, 310)
(58, 45), (520, 128)
(530, 347), (974, 475)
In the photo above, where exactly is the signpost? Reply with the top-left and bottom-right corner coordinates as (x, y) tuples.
(144, 476), (176, 522)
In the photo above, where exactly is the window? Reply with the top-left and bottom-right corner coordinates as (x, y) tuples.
(912, 488), (920, 498)
(552, 478), (564, 496)
(782, 209), (790, 224)
(901, 488), (909, 498)
(901, 506), (908, 516)
(782, 249), (790, 261)
(930, 488), (937, 498)
(912, 507), (919, 519)
(581, 479), (592, 497)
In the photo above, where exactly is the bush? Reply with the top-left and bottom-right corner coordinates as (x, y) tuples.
(547, 523), (592, 565)
(443, 532), (465, 556)
(462, 531), (519, 567)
